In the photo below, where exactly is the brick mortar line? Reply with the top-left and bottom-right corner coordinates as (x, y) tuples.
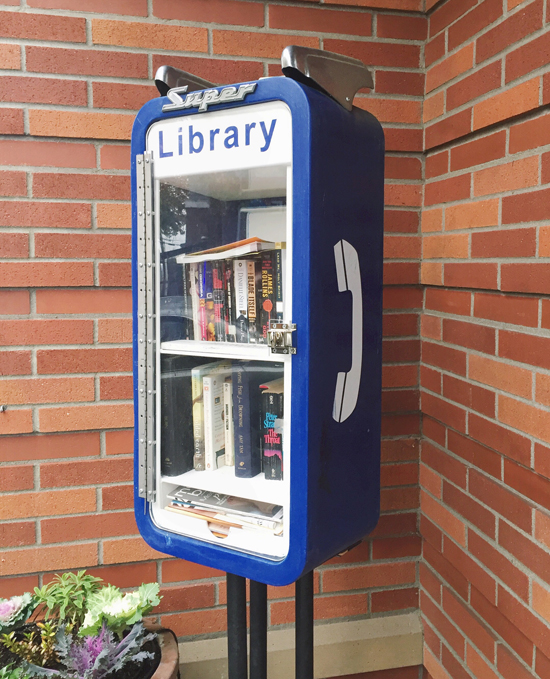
(424, 147), (550, 182)
(0, 29), (426, 47)
(421, 312), (541, 335)
(423, 283), (550, 302)
(1, 0), (384, 21)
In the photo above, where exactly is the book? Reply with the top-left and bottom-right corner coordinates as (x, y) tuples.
(247, 258), (259, 343)
(191, 360), (231, 471)
(181, 263), (193, 340)
(198, 261), (207, 341)
(258, 251), (276, 344)
(175, 237), (285, 264)
(260, 378), (284, 481)
(273, 249), (284, 320)
(189, 262), (200, 341)
(212, 260), (226, 342)
(224, 378), (235, 466)
(224, 260), (236, 342)
(204, 261), (216, 342)
(232, 361), (283, 478)
(160, 355), (203, 477)
(234, 260), (249, 343)
(203, 368), (231, 471)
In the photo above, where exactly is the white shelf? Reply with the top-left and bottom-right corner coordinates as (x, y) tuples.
(161, 465), (287, 506)
(161, 340), (283, 362)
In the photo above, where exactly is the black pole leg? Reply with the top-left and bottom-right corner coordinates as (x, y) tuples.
(296, 570), (314, 679)
(250, 579), (268, 679)
(226, 572), (248, 679)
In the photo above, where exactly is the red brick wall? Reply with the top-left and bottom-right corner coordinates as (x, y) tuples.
(421, 1), (550, 678)
(0, 0), (422, 647)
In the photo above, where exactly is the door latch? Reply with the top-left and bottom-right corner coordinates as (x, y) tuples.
(267, 321), (296, 355)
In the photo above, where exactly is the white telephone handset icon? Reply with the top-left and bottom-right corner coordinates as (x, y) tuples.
(333, 240), (363, 423)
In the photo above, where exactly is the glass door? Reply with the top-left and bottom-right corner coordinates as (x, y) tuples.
(146, 101), (293, 560)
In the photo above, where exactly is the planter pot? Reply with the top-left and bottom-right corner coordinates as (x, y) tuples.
(147, 624), (180, 679)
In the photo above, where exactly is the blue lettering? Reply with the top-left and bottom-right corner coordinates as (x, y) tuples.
(210, 128), (220, 151)
(259, 120), (276, 152)
(224, 126), (239, 149)
(245, 122), (256, 146)
(158, 130), (173, 158)
(189, 126), (204, 154)
(178, 127), (183, 155)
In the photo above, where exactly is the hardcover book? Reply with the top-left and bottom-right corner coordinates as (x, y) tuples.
(232, 361), (283, 478)
(160, 355), (203, 477)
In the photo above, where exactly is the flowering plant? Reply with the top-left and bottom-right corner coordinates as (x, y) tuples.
(80, 584), (161, 639)
(18, 623), (155, 679)
(0, 572), (162, 678)
(0, 594), (37, 635)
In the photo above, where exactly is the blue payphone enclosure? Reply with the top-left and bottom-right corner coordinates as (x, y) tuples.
(132, 75), (384, 586)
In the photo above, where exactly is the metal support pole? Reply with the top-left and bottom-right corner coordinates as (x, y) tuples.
(226, 573), (248, 679)
(250, 580), (268, 679)
(295, 570), (314, 679)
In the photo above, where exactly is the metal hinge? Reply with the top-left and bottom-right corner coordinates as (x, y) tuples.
(136, 151), (156, 503)
(267, 321), (296, 355)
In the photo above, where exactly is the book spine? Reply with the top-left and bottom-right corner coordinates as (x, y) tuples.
(192, 366), (205, 471)
(234, 260), (249, 343)
(181, 263), (191, 340)
(247, 258), (259, 343)
(224, 379), (234, 466)
(204, 261), (216, 341)
(262, 392), (283, 480)
(233, 363), (262, 478)
(198, 262), (207, 341)
(224, 260), (236, 342)
(203, 376), (214, 471)
(212, 261), (226, 342)
(189, 263), (200, 341)
(274, 249), (284, 320)
(160, 356), (176, 476)
(259, 251), (275, 344)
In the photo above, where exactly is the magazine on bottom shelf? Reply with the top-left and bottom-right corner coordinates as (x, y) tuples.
(166, 486), (283, 534)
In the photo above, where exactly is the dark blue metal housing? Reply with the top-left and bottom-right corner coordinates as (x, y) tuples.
(132, 76), (384, 586)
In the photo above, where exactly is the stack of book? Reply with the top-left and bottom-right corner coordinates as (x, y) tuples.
(191, 360), (284, 480)
(166, 486), (283, 538)
(176, 237), (285, 344)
